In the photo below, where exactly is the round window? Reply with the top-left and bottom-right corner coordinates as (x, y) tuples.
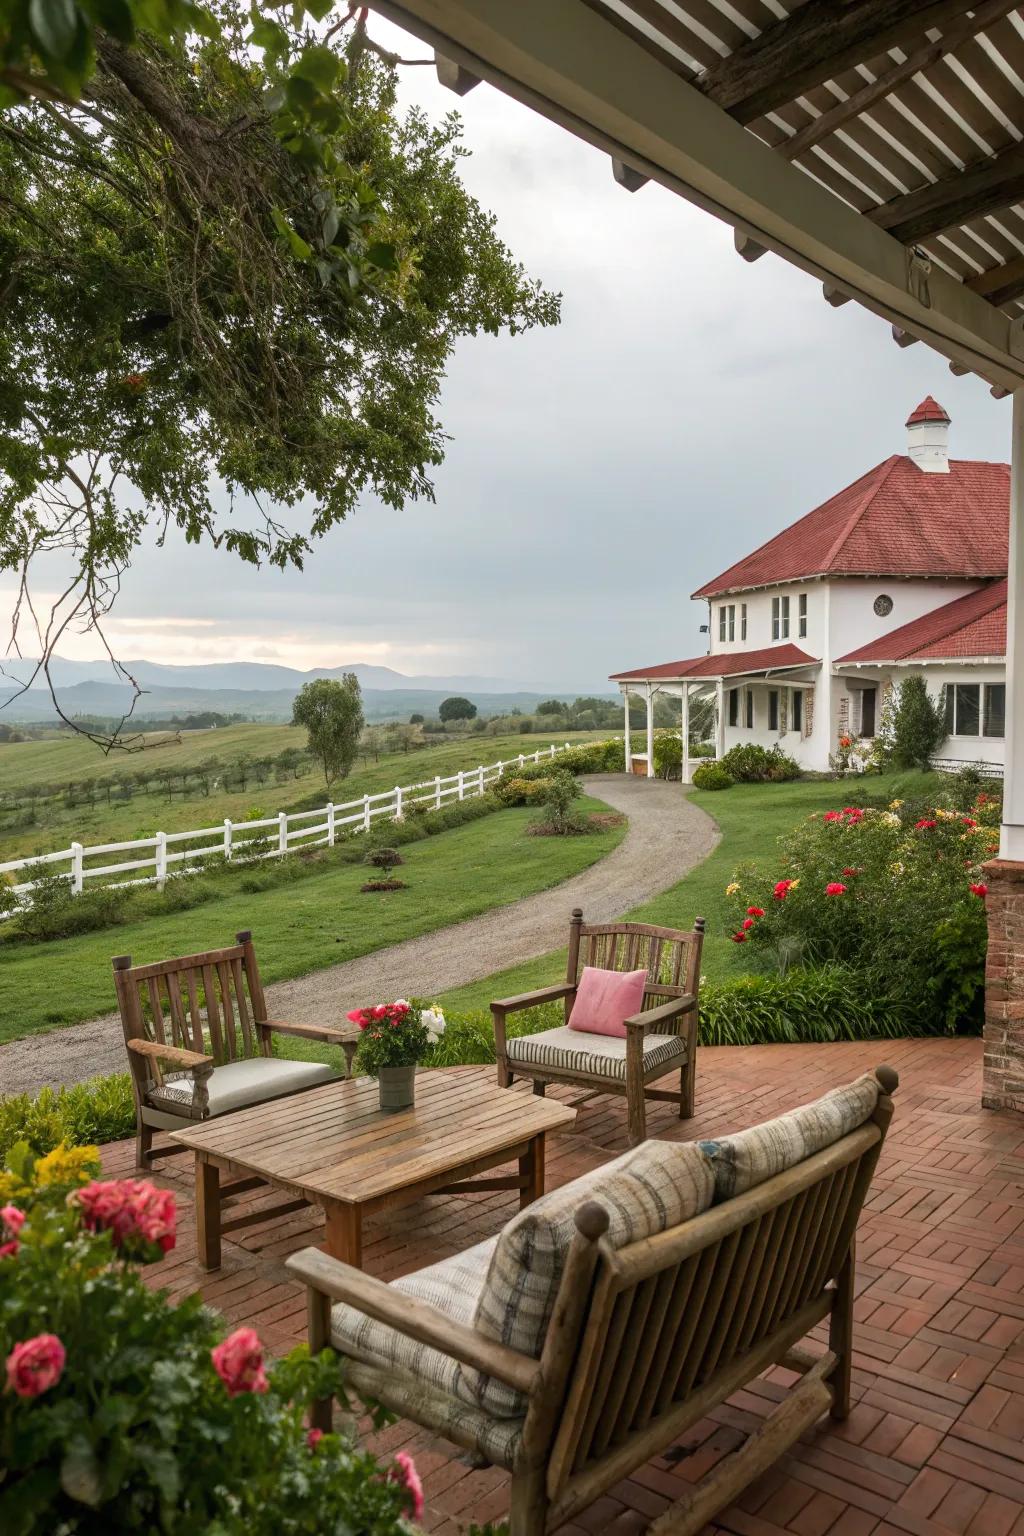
(873, 594), (893, 617)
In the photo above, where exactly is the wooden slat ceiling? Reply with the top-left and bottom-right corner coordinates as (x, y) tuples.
(593, 0), (1024, 316)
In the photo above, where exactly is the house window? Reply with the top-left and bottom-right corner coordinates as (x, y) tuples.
(718, 605), (727, 642)
(745, 689), (753, 729)
(798, 593), (807, 638)
(985, 683), (1006, 738)
(859, 687), (877, 738)
(768, 689), (779, 731)
(727, 604), (735, 643)
(791, 689), (803, 734)
(771, 596), (790, 640)
(945, 683), (981, 737)
(728, 687), (739, 727)
(741, 603), (747, 642)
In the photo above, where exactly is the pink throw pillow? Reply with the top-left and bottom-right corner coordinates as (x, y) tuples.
(568, 966), (648, 1038)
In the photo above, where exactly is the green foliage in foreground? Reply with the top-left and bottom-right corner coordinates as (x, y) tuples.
(0, 1078), (136, 1160)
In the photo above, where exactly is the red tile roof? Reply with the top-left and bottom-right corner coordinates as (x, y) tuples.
(610, 644), (818, 681)
(906, 395), (950, 426)
(837, 580), (1007, 664)
(691, 455), (1009, 600)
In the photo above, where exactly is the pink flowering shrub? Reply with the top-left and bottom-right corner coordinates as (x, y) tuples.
(726, 793), (994, 1034)
(0, 1141), (427, 1535)
(348, 1000), (431, 1075)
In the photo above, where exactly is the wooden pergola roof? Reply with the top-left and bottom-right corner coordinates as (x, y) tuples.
(371, 0), (1024, 392)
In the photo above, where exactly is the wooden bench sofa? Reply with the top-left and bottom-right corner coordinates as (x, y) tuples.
(287, 1065), (897, 1535)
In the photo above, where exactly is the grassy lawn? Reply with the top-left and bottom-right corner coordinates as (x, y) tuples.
(0, 795), (623, 1043)
(436, 769), (940, 1012)
(0, 727), (607, 862)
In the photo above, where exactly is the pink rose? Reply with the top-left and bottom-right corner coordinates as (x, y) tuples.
(390, 1450), (424, 1521)
(372, 1004), (388, 1019)
(307, 1427), (324, 1451)
(5, 1334), (65, 1398)
(75, 1180), (175, 1258)
(825, 882), (847, 897)
(346, 1008), (366, 1024)
(212, 1328), (269, 1396)
(0, 1205), (25, 1260)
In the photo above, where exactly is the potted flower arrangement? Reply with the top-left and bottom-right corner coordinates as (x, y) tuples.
(346, 1000), (431, 1110)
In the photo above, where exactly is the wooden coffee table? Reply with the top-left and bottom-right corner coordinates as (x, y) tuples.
(172, 1067), (576, 1270)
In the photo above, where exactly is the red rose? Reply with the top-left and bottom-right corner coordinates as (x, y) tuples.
(915, 818), (937, 830)
(742, 917), (755, 931)
(962, 816), (978, 828)
(970, 883), (988, 899)
(307, 1428), (324, 1451)
(212, 1328), (269, 1396)
(729, 932), (747, 944)
(823, 811), (842, 823)
(746, 907), (765, 918)
(75, 1180), (176, 1258)
(5, 1334), (65, 1398)
(773, 879), (793, 900)
(0, 1204), (25, 1260)
(842, 867), (860, 877)
(825, 882), (847, 896)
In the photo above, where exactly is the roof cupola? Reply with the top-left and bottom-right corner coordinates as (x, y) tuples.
(906, 396), (950, 473)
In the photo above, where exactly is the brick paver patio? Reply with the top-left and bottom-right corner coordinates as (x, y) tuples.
(102, 1036), (1024, 1536)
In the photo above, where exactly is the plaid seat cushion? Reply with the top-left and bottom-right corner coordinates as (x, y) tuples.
(345, 1360), (523, 1471)
(698, 1072), (881, 1202)
(330, 1236), (495, 1401)
(506, 1025), (687, 1082)
(469, 1138), (715, 1418)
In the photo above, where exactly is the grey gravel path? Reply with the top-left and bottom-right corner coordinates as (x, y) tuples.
(0, 775), (718, 1095)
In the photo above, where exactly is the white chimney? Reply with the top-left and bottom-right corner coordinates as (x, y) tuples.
(906, 396), (950, 473)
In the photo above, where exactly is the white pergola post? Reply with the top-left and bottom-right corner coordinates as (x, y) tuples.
(645, 684), (655, 778)
(623, 689), (631, 773)
(1001, 388), (1024, 860)
(681, 684), (690, 785)
(715, 678), (726, 760)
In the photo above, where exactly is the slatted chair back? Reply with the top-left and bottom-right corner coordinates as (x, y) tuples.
(112, 929), (269, 1067)
(567, 909), (704, 1032)
(530, 1086), (893, 1527)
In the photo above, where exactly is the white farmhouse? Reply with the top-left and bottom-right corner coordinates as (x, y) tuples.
(611, 399), (1010, 779)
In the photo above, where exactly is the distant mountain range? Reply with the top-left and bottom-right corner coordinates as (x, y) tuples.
(0, 657), (611, 724)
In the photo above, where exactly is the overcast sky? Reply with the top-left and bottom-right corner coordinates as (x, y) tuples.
(3, 16), (1015, 692)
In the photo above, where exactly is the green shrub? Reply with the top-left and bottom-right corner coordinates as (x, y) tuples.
(889, 676), (947, 770)
(0, 1076), (135, 1160)
(689, 741), (716, 759)
(493, 776), (547, 807)
(719, 744), (800, 783)
(692, 762), (734, 791)
(530, 770), (589, 835)
(653, 735), (682, 779)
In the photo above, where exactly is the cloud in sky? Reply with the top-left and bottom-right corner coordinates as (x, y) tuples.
(2, 17), (1013, 690)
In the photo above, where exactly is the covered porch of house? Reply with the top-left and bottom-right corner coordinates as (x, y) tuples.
(612, 650), (821, 781)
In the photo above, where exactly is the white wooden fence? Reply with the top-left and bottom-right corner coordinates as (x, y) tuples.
(0, 742), (588, 908)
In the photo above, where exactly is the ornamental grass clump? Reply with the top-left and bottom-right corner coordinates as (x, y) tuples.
(725, 793), (996, 1033)
(0, 1142), (426, 1534)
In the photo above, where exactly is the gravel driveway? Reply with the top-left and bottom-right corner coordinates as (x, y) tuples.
(0, 775), (717, 1095)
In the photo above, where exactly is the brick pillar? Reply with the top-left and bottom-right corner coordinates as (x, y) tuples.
(982, 858), (1024, 1111)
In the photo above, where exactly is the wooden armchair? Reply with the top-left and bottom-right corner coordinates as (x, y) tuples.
(492, 908), (705, 1145)
(288, 1067), (898, 1536)
(112, 930), (360, 1171)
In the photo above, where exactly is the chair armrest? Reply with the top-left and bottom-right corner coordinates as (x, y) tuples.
(286, 1247), (540, 1396)
(491, 983), (577, 1016)
(264, 1020), (360, 1044)
(624, 994), (697, 1033)
(126, 1039), (214, 1070)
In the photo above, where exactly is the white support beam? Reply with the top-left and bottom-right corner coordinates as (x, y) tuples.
(1002, 389), (1024, 860)
(715, 678), (726, 761)
(681, 684), (691, 785)
(646, 685), (655, 779)
(623, 689), (631, 773)
(369, 0), (1024, 389)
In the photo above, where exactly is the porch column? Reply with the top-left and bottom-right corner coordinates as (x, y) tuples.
(645, 685), (655, 778)
(681, 684), (691, 785)
(623, 689), (631, 773)
(715, 678), (725, 760)
(984, 388), (1024, 1110)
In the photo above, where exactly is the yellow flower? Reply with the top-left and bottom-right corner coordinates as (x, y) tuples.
(0, 1171), (26, 1203)
(889, 861), (905, 877)
(725, 882), (740, 896)
(789, 879), (800, 889)
(881, 812), (900, 828)
(889, 799), (903, 809)
(34, 1143), (101, 1189)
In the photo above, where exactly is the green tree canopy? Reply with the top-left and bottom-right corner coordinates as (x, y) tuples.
(291, 674), (363, 789)
(0, 4), (558, 740)
(438, 696), (476, 723)
(890, 677), (947, 771)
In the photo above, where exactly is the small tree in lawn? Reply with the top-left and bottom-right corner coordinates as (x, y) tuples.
(292, 677), (364, 791)
(890, 676), (946, 770)
(439, 696), (477, 723)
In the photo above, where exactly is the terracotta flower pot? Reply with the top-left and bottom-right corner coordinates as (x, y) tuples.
(377, 1064), (416, 1111)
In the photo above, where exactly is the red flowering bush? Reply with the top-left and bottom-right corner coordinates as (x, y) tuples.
(0, 1141), (428, 1534)
(348, 1000), (431, 1075)
(726, 794), (993, 1033)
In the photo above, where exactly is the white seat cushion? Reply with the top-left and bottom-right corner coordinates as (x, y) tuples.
(507, 1024), (687, 1082)
(143, 1056), (337, 1128)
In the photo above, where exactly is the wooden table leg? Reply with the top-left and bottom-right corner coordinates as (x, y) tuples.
(520, 1132), (546, 1208)
(324, 1202), (362, 1267)
(308, 1287), (334, 1432)
(196, 1156), (221, 1271)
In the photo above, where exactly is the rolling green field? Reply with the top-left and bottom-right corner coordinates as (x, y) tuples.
(435, 770), (941, 1010)
(0, 727), (606, 862)
(0, 795), (624, 1043)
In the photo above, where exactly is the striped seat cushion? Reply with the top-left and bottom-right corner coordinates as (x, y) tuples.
(345, 1360), (524, 1471)
(330, 1236), (495, 1400)
(698, 1072), (881, 1202)
(506, 1025), (687, 1082)
(469, 1138), (715, 1417)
